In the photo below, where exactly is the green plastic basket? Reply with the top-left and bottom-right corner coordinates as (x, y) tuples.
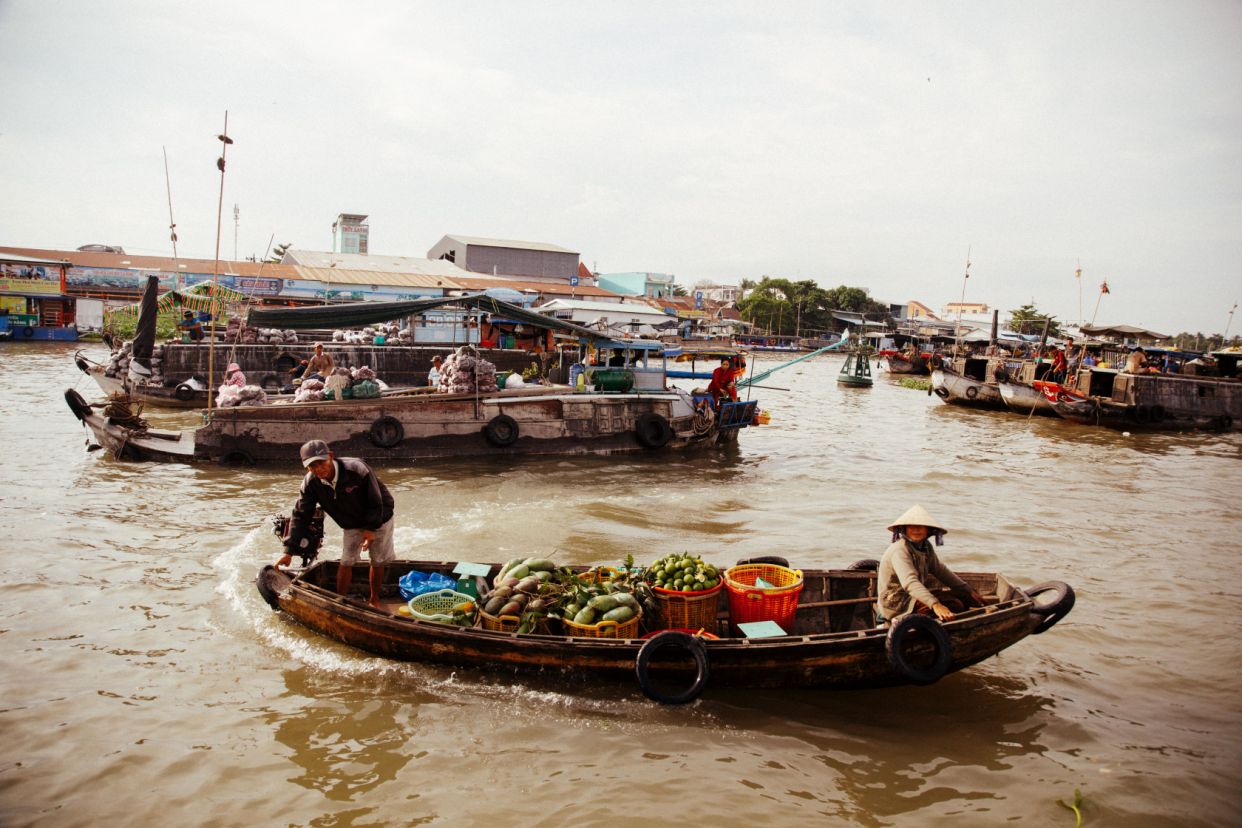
(408, 589), (476, 623)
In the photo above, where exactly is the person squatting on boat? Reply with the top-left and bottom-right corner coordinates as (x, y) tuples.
(178, 310), (205, 342)
(707, 357), (738, 404)
(280, 439), (396, 608)
(876, 505), (985, 624)
(306, 342), (335, 380)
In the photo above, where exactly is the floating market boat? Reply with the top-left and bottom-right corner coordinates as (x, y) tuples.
(65, 292), (762, 463)
(254, 557), (1075, 703)
(929, 356), (1012, 411)
(1047, 362), (1241, 432)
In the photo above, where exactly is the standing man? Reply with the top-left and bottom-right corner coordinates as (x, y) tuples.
(289, 439), (395, 608)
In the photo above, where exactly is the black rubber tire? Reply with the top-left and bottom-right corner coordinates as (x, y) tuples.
(735, 555), (790, 568)
(965, 385), (979, 400)
(993, 369), (1009, 384)
(847, 558), (880, 571)
(1149, 404), (1166, 424)
(256, 566), (282, 611)
(65, 388), (93, 421)
(219, 449), (256, 467)
(934, 386), (949, 399)
(635, 631), (710, 705)
(370, 416), (404, 448)
(1132, 405), (1151, 424)
(885, 614), (953, 685)
(259, 374), (282, 392)
(1219, 415), (1234, 431)
(634, 412), (674, 449)
(174, 383), (195, 402)
(21, 326), (34, 338)
(75, 356), (90, 373)
(483, 414), (519, 447)
(1026, 581), (1076, 635)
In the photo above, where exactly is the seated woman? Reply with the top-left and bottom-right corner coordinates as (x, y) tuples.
(707, 357), (738, 405)
(876, 505), (985, 624)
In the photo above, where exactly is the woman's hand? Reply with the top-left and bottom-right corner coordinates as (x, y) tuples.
(933, 602), (956, 621)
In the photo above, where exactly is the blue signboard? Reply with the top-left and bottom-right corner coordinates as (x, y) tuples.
(569, 275), (579, 287)
(695, 291), (703, 309)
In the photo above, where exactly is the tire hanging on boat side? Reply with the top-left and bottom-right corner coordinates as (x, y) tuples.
(65, 388), (93, 421)
(634, 412), (674, 449)
(965, 385), (979, 400)
(483, 414), (519, 447)
(1025, 581), (1075, 634)
(885, 614), (953, 685)
(174, 383), (196, 402)
(635, 631), (710, 704)
(370, 416), (404, 448)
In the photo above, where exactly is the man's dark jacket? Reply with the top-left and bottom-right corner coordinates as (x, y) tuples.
(292, 457), (394, 531)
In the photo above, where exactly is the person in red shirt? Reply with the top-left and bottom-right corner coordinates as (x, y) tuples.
(1050, 347), (1068, 383)
(707, 357), (738, 404)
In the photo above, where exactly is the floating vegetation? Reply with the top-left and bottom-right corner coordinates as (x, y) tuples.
(1057, 788), (1084, 826)
(898, 378), (931, 391)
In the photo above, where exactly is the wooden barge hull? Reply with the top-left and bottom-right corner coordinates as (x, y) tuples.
(997, 381), (1057, 416)
(930, 368), (1008, 411)
(259, 560), (1054, 691)
(67, 387), (750, 463)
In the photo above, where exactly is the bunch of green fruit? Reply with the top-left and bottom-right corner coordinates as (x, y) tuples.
(646, 554), (721, 592)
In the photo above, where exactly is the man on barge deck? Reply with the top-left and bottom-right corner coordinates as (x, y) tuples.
(283, 439), (396, 608)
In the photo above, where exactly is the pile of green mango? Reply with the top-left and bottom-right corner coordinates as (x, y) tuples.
(645, 553), (722, 592)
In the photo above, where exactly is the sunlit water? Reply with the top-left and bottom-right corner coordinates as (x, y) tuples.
(1, 343), (1240, 826)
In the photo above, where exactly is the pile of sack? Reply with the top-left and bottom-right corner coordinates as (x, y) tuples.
(322, 366), (386, 400)
(216, 384), (268, 407)
(223, 318), (299, 345)
(104, 341), (167, 385)
(437, 345), (499, 393)
(330, 323), (409, 345)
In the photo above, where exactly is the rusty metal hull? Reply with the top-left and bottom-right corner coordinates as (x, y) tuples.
(260, 560), (1052, 691)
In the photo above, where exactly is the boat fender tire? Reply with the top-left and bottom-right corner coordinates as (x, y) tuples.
(1026, 581), (1076, 634)
(370, 416), (404, 448)
(934, 386), (949, 399)
(65, 388), (93, 421)
(219, 449), (256, 467)
(259, 374), (282, 392)
(1132, 405), (1151, 424)
(21, 326), (34, 338)
(1219, 415), (1233, 431)
(993, 369), (1009, 384)
(885, 614), (953, 685)
(847, 558), (880, 571)
(174, 383), (195, 402)
(1149, 404), (1166, 424)
(75, 356), (91, 373)
(256, 565), (283, 611)
(635, 631), (710, 705)
(735, 555), (790, 568)
(482, 414), (519, 447)
(965, 385), (979, 400)
(634, 412), (674, 449)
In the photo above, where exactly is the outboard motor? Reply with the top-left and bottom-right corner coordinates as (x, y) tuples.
(272, 508), (325, 567)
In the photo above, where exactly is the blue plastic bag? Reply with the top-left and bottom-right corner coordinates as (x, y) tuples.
(398, 569), (457, 601)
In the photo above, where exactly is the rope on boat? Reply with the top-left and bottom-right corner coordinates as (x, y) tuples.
(103, 393), (150, 432)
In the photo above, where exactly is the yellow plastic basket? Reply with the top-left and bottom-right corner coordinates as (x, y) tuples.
(563, 607), (642, 639)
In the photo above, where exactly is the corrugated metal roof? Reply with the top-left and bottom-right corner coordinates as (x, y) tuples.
(293, 267), (456, 288)
(538, 298), (671, 317)
(441, 234), (577, 255)
(450, 275), (617, 298)
(282, 249), (472, 277)
(0, 246), (301, 278)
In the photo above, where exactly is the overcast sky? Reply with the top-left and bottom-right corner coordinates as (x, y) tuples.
(2, 1), (1239, 334)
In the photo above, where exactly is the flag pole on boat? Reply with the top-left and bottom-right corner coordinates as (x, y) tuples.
(954, 247), (971, 356)
(163, 146), (178, 262)
(207, 112), (233, 413)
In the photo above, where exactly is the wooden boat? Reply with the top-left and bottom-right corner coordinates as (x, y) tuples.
(877, 350), (933, 376)
(254, 557), (1075, 702)
(1048, 365), (1240, 432)
(929, 356), (1011, 411)
(64, 382), (758, 464)
(995, 360), (1063, 417)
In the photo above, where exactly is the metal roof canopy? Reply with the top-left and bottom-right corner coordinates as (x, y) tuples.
(1079, 323), (1170, 340)
(245, 292), (606, 341)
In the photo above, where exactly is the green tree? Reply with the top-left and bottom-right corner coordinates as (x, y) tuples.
(671, 283), (689, 297)
(265, 242), (292, 263)
(1006, 303), (1061, 337)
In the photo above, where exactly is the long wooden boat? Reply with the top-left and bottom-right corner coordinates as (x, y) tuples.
(1048, 365), (1240, 432)
(877, 350), (933, 376)
(254, 558), (1074, 701)
(64, 384), (758, 464)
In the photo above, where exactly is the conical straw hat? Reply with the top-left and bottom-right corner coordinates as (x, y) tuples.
(886, 504), (947, 534)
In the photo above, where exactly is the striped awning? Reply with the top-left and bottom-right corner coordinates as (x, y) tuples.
(106, 290), (226, 320)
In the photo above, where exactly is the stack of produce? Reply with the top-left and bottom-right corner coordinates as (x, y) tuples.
(644, 553), (724, 632)
(216, 385), (268, 407)
(103, 341), (168, 385)
(438, 345), (499, 393)
(294, 378), (326, 403)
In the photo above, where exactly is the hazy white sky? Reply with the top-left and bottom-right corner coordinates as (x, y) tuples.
(2, 1), (1239, 334)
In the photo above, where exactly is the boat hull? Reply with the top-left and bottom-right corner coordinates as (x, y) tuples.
(997, 381), (1057, 416)
(261, 560), (1055, 692)
(69, 387), (754, 464)
(930, 369), (1007, 411)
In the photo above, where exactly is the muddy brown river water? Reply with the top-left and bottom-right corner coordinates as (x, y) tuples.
(2, 342), (1240, 826)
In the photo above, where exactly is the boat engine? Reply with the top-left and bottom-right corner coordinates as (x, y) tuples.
(272, 509), (325, 567)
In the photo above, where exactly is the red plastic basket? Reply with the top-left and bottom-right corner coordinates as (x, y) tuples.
(723, 563), (804, 636)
